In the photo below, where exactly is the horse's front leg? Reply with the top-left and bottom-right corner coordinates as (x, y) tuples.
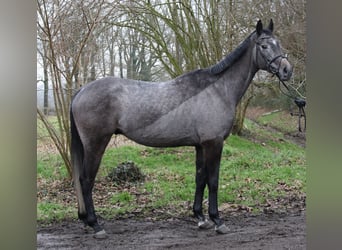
(203, 138), (230, 234)
(193, 146), (213, 229)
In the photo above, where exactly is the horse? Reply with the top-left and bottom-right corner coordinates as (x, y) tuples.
(70, 19), (292, 237)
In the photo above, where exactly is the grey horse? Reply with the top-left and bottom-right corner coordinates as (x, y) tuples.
(70, 19), (292, 237)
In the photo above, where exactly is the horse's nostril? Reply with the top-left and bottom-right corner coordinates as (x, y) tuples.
(282, 65), (293, 80)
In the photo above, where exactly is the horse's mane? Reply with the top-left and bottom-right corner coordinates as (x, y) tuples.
(209, 31), (255, 75)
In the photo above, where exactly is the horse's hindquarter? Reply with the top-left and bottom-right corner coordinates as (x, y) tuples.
(71, 77), (129, 138)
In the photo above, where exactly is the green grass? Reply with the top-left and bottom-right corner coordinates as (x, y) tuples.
(37, 118), (306, 223)
(219, 134), (305, 207)
(256, 110), (298, 133)
(100, 146), (196, 212)
(37, 154), (69, 180)
(38, 202), (75, 222)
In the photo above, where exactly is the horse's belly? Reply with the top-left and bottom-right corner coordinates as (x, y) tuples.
(121, 113), (230, 147)
(123, 124), (197, 147)
(121, 111), (199, 147)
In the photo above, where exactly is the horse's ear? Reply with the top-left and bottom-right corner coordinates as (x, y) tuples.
(268, 19), (274, 32)
(256, 20), (263, 36)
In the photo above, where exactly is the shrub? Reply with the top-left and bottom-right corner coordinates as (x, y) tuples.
(107, 161), (145, 184)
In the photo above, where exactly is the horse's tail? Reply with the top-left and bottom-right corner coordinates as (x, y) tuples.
(70, 101), (86, 216)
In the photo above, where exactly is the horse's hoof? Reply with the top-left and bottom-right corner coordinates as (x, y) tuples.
(215, 224), (229, 234)
(93, 229), (108, 239)
(198, 219), (214, 229)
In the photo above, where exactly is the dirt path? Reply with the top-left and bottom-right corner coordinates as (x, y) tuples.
(37, 211), (305, 249)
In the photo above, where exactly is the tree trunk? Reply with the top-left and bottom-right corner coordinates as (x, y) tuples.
(43, 56), (49, 115)
(90, 52), (96, 82)
(232, 102), (246, 135)
(232, 86), (254, 135)
(119, 44), (123, 78)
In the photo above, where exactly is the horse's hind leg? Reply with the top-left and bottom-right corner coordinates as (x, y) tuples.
(79, 135), (111, 236)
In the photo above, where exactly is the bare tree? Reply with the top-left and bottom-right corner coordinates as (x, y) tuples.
(119, 0), (237, 76)
(37, 0), (116, 176)
(37, 37), (50, 115)
(37, 0), (306, 175)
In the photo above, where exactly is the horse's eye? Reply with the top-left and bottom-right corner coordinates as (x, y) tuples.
(261, 45), (268, 49)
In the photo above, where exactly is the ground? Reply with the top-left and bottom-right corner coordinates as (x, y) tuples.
(37, 107), (306, 249)
(37, 210), (305, 249)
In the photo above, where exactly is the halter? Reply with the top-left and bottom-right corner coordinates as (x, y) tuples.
(255, 38), (288, 76)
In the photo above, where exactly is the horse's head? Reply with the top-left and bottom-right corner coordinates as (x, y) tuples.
(254, 19), (293, 81)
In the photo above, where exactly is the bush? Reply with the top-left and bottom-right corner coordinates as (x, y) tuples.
(107, 161), (145, 184)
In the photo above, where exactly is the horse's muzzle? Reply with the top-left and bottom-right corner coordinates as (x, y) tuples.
(278, 58), (293, 81)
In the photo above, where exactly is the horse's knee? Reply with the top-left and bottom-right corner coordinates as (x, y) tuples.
(208, 179), (218, 193)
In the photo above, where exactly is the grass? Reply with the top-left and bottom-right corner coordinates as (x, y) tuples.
(37, 154), (69, 180)
(37, 114), (306, 223)
(38, 202), (74, 222)
(255, 110), (299, 133)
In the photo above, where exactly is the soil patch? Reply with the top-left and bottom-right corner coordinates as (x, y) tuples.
(245, 106), (306, 147)
(37, 211), (305, 249)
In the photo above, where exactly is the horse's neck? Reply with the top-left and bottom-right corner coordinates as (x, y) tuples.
(220, 46), (258, 106)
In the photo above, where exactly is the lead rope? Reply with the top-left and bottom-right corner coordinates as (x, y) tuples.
(278, 79), (306, 132)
